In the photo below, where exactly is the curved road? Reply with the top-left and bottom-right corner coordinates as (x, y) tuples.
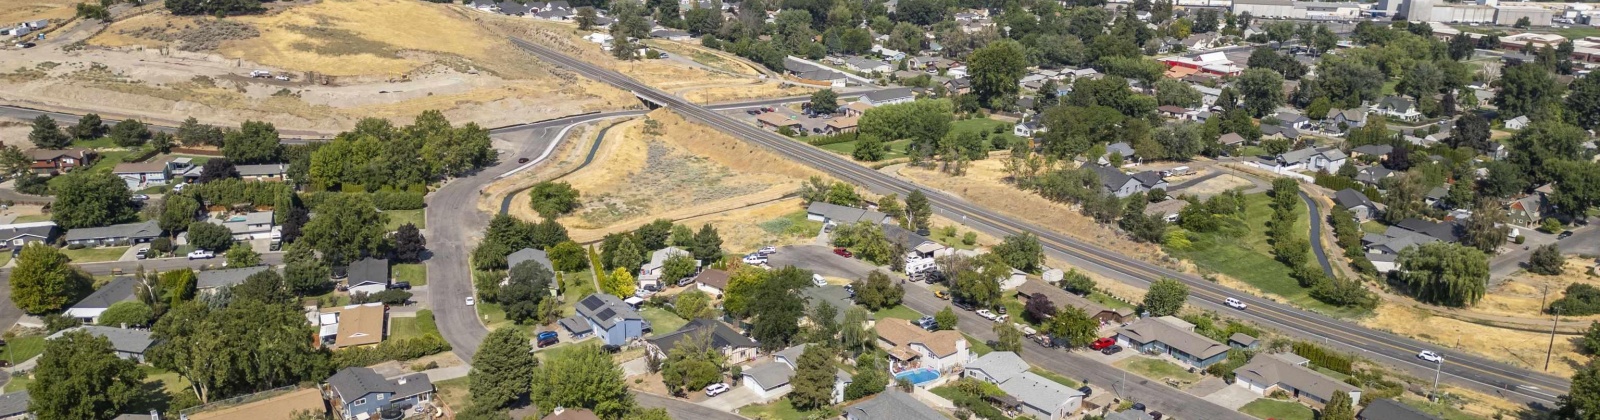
(507, 36), (1572, 407)
(1299, 191), (1335, 278)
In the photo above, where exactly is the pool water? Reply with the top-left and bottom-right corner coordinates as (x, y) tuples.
(894, 368), (939, 385)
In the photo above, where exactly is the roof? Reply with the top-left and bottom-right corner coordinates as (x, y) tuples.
(774, 343), (809, 365)
(330, 303), (386, 348)
(1144, 199), (1190, 217)
(0, 221), (57, 241)
(575, 294), (642, 331)
(543, 408), (603, 420)
(348, 258), (390, 286)
(806, 202), (888, 225)
(1230, 332), (1259, 346)
(70, 276), (137, 311)
(1115, 317), (1228, 360)
(826, 115), (860, 129)
(1359, 398), (1441, 420)
(47, 326), (156, 354)
(997, 372), (1084, 413)
(966, 351), (1029, 382)
(25, 148), (88, 161)
(1327, 108), (1368, 122)
(877, 318), (964, 358)
(648, 319), (757, 355)
(507, 248), (553, 271)
(196, 266), (272, 290)
(1335, 188), (1375, 210)
(235, 163), (288, 177)
(743, 359), (796, 390)
(861, 87), (915, 103)
(1131, 171), (1164, 188)
(1106, 409), (1157, 420)
(801, 285), (855, 323)
(557, 316), (593, 335)
(1233, 354), (1359, 402)
(1090, 164), (1137, 192)
(64, 220), (162, 242)
(1351, 144), (1393, 156)
(756, 112), (802, 127)
(1016, 279), (1132, 318)
(843, 56), (888, 70)
(881, 223), (940, 252)
(113, 160), (168, 174)
(325, 367), (434, 402)
(1395, 218), (1462, 242)
(842, 390), (946, 420)
(1280, 146), (1345, 165)
(1219, 133), (1246, 145)
(1355, 166), (1394, 184)
(644, 246), (691, 270)
(694, 269), (731, 290)
(1106, 142), (1135, 158)
(1261, 124), (1300, 139)
(1157, 105), (1189, 114)
(0, 391), (28, 417)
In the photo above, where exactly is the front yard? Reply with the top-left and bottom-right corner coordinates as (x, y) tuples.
(872, 304), (922, 321)
(1, 333), (45, 365)
(393, 263), (427, 287)
(738, 399), (836, 420)
(61, 246), (129, 263)
(383, 209), (426, 231)
(1113, 357), (1200, 384)
(1239, 398), (1315, 420)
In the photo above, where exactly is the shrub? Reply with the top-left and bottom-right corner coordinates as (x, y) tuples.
(372, 190), (425, 210)
(1292, 341), (1353, 375)
(330, 334), (451, 369)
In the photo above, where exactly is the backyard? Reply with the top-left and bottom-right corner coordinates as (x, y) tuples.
(1239, 398), (1315, 420)
(949, 117), (1022, 148)
(383, 209), (426, 230)
(640, 307), (688, 337)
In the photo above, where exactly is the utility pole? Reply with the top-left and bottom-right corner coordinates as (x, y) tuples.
(1546, 305), (1561, 372)
(1432, 355), (1443, 401)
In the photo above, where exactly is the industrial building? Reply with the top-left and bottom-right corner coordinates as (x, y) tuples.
(1230, 0), (1362, 19)
(1367, 0), (1554, 26)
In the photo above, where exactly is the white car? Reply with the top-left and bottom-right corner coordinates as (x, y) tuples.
(1225, 297), (1247, 310)
(186, 250), (214, 260)
(812, 274), (827, 287)
(465, 296), (476, 306)
(705, 383), (730, 397)
(1418, 350), (1442, 363)
(976, 309), (997, 320)
(742, 254), (767, 265)
(757, 246), (777, 255)
(993, 314), (1009, 323)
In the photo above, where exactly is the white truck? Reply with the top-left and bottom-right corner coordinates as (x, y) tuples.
(249, 70), (272, 78)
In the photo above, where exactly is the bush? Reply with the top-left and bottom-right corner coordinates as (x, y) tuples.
(331, 334), (451, 369)
(1292, 341), (1353, 375)
(1551, 283), (1600, 316)
(372, 190), (426, 210)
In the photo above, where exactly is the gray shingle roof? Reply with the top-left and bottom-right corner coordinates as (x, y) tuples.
(647, 318), (756, 356)
(806, 202), (888, 225)
(774, 343), (809, 366)
(507, 248), (552, 271)
(1351, 144), (1393, 156)
(0, 221), (56, 242)
(1115, 317), (1228, 360)
(348, 258), (390, 286)
(1090, 164), (1135, 192)
(1335, 188), (1374, 210)
(843, 390), (945, 420)
(196, 266), (272, 290)
(1233, 354), (1359, 402)
(800, 285), (855, 323)
(861, 88), (915, 104)
(70, 276), (137, 311)
(47, 325), (155, 355)
(997, 372), (1083, 415)
(0, 391), (28, 417)
(966, 351), (1028, 382)
(64, 220), (162, 242)
(743, 360), (796, 390)
(575, 293), (641, 330)
(325, 367), (432, 403)
(558, 316), (593, 335)
(235, 163), (287, 177)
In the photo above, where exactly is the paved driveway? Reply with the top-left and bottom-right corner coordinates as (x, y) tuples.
(765, 245), (881, 280)
(703, 385), (769, 412)
(1202, 381), (1262, 410)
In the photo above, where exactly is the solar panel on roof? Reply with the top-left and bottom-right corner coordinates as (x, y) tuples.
(581, 296), (604, 311)
(597, 308), (616, 320)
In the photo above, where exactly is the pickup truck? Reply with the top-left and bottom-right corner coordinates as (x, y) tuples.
(187, 250), (215, 260)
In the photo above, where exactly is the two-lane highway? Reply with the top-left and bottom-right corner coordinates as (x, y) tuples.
(506, 36), (1570, 407)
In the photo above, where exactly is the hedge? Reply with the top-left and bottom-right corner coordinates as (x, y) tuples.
(1292, 341), (1353, 375)
(188, 178), (292, 207)
(330, 333), (451, 369)
(301, 189), (425, 211)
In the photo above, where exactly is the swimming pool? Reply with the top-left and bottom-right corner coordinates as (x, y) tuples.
(894, 368), (939, 385)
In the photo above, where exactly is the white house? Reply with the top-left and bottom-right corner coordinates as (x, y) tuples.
(1369, 96), (1422, 121)
(694, 269), (730, 296)
(345, 258), (391, 295)
(740, 344), (850, 403)
(857, 88), (915, 106)
(877, 318), (970, 373)
(207, 211), (278, 240)
(638, 246), (697, 291)
(1233, 353), (1361, 408)
(1505, 115), (1531, 130)
(1274, 147), (1348, 174)
(963, 352), (1083, 419)
(63, 277), (136, 324)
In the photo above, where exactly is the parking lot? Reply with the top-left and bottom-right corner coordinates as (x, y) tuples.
(764, 245), (883, 280)
(722, 107), (837, 136)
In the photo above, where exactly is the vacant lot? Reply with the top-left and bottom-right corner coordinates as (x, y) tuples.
(1363, 303), (1585, 377)
(1476, 258), (1600, 320)
(0, 0), (78, 29)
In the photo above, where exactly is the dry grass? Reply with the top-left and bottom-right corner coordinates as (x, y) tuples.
(88, 13), (204, 48)
(1362, 304), (1586, 377)
(0, 0), (78, 28)
(672, 197), (814, 252)
(213, 0), (505, 76)
(1476, 258), (1600, 320)
(1178, 173), (1254, 197)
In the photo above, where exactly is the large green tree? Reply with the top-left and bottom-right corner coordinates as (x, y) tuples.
(968, 40), (1028, 106)
(1496, 63), (1563, 119)
(98, 300), (154, 327)
(471, 328), (538, 409)
(502, 260), (553, 324)
(529, 344), (635, 419)
(150, 299), (326, 404)
(50, 171), (135, 229)
(1236, 68), (1285, 117)
(299, 193), (389, 266)
(30, 330), (146, 420)
(223, 120), (282, 164)
(10, 244), (90, 314)
(528, 181), (581, 219)
(1397, 242), (1489, 307)
(186, 221), (235, 252)
(1568, 72), (1600, 130)
(1321, 390), (1355, 420)
(1142, 278), (1188, 317)
(1558, 359), (1600, 419)
(993, 232), (1045, 273)
(810, 89), (839, 115)
(29, 115), (70, 149)
(788, 345), (837, 410)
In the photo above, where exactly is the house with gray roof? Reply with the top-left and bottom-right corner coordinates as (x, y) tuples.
(64, 220), (161, 247)
(576, 293), (644, 346)
(960, 351), (1084, 418)
(801, 285), (857, 324)
(739, 344), (827, 402)
(964, 351), (1028, 384)
(1115, 316), (1230, 369)
(1504, 115), (1531, 130)
(882, 223), (947, 272)
(1274, 146), (1347, 173)
(235, 163), (288, 181)
(1325, 108), (1368, 130)
(646, 318), (758, 363)
(1359, 398), (1440, 420)
(507, 247), (553, 275)
(0, 221), (58, 249)
(1370, 96), (1421, 121)
(324, 367), (434, 420)
(1362, 226), (1440, 255)
(1090, 165), (1167, 198)
(841, 56), (890, 73)
(207, 211), (277, 240)
(842, 390), (945, 420)
(1105, 409), (1157, 420)
(639, 246), (696, 290)
(346, 258), (391, 295)
(1350, 144), (1393, 159)
(0, 391), (28, 419)
(47, 325), (156, 362)
(858, 88), (915, 106)
(805, 202), (891, 226)
(64, 277), (137, 324)
(1354, 165), (1394, 186)
(1234, 353), (1361, 407)
(1335, 188), (1377, 221)
(1015, 280), (1132, 326)
(197, 266), (273, 292)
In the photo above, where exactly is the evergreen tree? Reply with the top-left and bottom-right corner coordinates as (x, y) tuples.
(787, 345), (837, 410)
(29, 115), (70, 149)
(471, 328), (538, 409)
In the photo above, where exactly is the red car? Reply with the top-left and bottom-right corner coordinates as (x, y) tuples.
(1090, 337), (1116, 350)
(833, 248), (854, 258)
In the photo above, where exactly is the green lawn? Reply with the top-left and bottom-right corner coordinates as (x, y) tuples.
(818, 138), (913, 160)
(964, 333), (994, 356)
(1, 334), (46, 365)
(390, 317), (423, 341)
(434, 377), (470, 411)
(1400, 397), (1480, 420)
(757, 210), (825, 241)
(303, 289), (352, 308)
(872, 304), (923, 321)
(927, 227), (980, 250)
(476, 301), (511, 331)
(48, 150), (130, 190)
(61, 246), (129, 263)
(1381, 79), (1400, 96)
(1114, 357), (1200, 383)
(1314, 366), (1351, 382)
(140, 365), (192, 396)
(641, 307), (688, 337)
(1088, 291), (1135, 310)
(949, 118), (1023, 148)
(1360, 220), (1389, 235)
(3, 373), (31, 392)
(383, 209), (426, 231)
(738, 398), (837, 420)
(1239, 398), (1315, 420)
(393, 263), (427, 287)
(929, 385), (963, 401)
(556, 270), (597, 318)
(72, 137), (117, 149)
(1029, 367), (1080, 388)
(11, 214), (50, 223)
(0, 252), (11, 267)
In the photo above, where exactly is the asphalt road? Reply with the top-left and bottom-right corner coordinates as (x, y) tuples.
(506, 36), (1572, 407)
(1489, 223), (1600, 279)
(1299, 191), (1335, 278)
(633, 391), (747, 420)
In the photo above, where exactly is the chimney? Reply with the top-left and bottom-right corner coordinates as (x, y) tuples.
(397, 377), (407, 385)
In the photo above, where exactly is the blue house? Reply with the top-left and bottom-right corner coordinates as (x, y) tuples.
(575, 294), (644, 346)
(325, 367), (435, 420)
(1114, 316), (1231, 369)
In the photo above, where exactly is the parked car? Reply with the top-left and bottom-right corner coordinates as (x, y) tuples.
(518, 157), (531, 164)
(823, 223), (836, 233)
(130, 194), (150, 201)
(172, 183), (186, 192)
(705, 383), (731, 397)
(757, 246), (777, 255)
(601, 344), (622, 353)
(1033, 335), (1056, 348)
(1224, 297), (1247, 310)
(1559, 231), (1574, 240)
(1090, 337), (1116, 350)
(832, 247), (853, 258)
(952, 299), (976, 311)
(536, 331), (559, 348)
(1077, 386), (1093, 398)
(465, 297), (476, 306)
(917, 315), (937, 330)
(992, 314), (1008, 323)
(1101, 345), (1123, 355)
(187, 250), (214, 260)
(1418, 350), (1442, 363)
(134, 248), (149, 260)
(389, 282), (412, 290)
(677, 277), (696, 287)
(742, 254), (767, 265)
(976, 309), (996, 320)
(933, 290), (949, 300)
(812, 274), (827, 287)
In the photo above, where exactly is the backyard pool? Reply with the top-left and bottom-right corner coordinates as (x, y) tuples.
(894, 368), (940, 386)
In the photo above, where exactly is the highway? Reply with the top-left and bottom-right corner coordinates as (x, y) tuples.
(505, 36), (1572, 408)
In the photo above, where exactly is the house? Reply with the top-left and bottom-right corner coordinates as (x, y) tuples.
(842, 56), (891, 73)
(646, 318), (759, 363)
(236, 163), (289, 181)
(113, 160), (174, 190)
(63, 220), (162, 247)
(943, 78), (972, 95)
(756, 112), (803, 132)
(1103, 142), (1136, 165)
(1362, 218), (1463, 254)
(1091, 165), (1167, 198)
(842, 390), (945, 420)
(1359, 398), (1441, 420)
(1335, 188), (1377, 221)
(877, 318), (970, 372)
(1219, 133), (1247, 148)
(1349, 144), (1393, 160)
(1114, 316), (1230, 369)
(801, 285), (857, 324)
(858, 88), (916, 106)
(26, 148), (94, 175)
(0, 391), (28, 420)
(507, 247), (553, 271)
(639, 246), (697, 290)
(208, 211), (277, 240)
(1229, 333), (1260, 350)
(197, 266), (273, 293)
(1000, 268), (1028, 291)
(965, 352), (1085, 418)
(1260, 124), (1300, 141)
(315, 303), (387, 349)
(64, 276), (137, 324)
(843, 102), (875, 117)
(1325, 108), (1368, 129)
(824, 115), (860, 134)
(325, 367), (434, 420)
(1368, 252), (1399, 274)
(1144, 199), (1189, 223)
(0, 221), (57, 249)
(1273, 112), (1312, 129)
(1233, 353), (1361, 407)
(882, 223), (947, 273)
(1508, 194), (1545, 225)
(346, 258), (391, 295)
(740, 344), (828, 402)
(963, 351), (1029, 384)
(1015, 280), (1133, 326)
(805, 202), (891, 227)
(1354, 165), (1394, 186)
(543, 407), (602, 420)
(47, 325), (155, 363)
(1158, 105), (1192, 120)
(1505, 115), (1531, 130)
(1106, 409), (1157, 420)
(1370, 96), (1422, 121)
(694, 269), (731, 296)
(1275, 147), (1347, 173)
(575, 293), (646, 346)
(1182, 32), (1221, 50)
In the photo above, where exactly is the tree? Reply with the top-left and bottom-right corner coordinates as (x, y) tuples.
(576, 6), (600, 30)
(935, 306), (958, 330)
(853, 270), (904, 311)
(1397, 242), (1489, 307)
(968, 40), (1028, 106)
(691, 224), (723, 262)
(789, 345), (836, 410)
(602, 268), (636, 298)
(1061, 269), (1096, 295)
(658, 332), (724, 395)
(393, 223), (426, 263)
(1154, 78), (1203, 108)
(164, 0), (264, 15)
(1449, 113), (1492, 153)
(749, 267), (811, 350)
(1558, 359), (1600, 419)
(1461, 200), (1509, 254)
(1024, 293), (1056, 323)
(992, 233), (1044, 273)
(50, 171), (134, 229)
(810, 89), (839, 115)
(1046, 306), (1098, 348)
(11, 244), (90, 314)
(98, 301), (154, 327)
(1142, 278), (1188, 317)
(1496, 63), (1563, 119)
(1550, 161), (1600, 218)
(29, 330), (145, 420)
(1585, 322), (1600, 355)
(177, 117), (224, 146)
(674, 290), (713, 320)
(187, 221), (235, 252)
(1529, 244), (1565, 275)
(1321, 390), (1355, 420)
(529, 344), (634, 419)
(29, 115), (70, 149)
(1568, 72), (1600, 130)
(108, 118), (151, 147)
(234, 269), (293, 305)
(223, 120), (281, 164)
(548, 241), (589, 272)
(501, 259), (552, 323)
(471, 328), (538, 409)
(68, 113), (105, 140)
(300, 193), (388, 266)
(529, 181), (581, 219)
(992, 322), (1023, 352)
(1236, 68), (1285, 117)
(225, 244), (261, 267)
(906, 189), (932, 233)
(196, 158), (238, 183)
(662, 255), (697, 284)
(853, 135), (887, 161)
(150, 300), (326, 404)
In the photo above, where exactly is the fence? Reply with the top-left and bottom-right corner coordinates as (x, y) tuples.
(177, 385), (302, 418)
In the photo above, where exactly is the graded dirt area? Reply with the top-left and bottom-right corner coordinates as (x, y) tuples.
(1362, 303), (1585, 377)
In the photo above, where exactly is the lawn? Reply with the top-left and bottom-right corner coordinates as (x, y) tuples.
(393, 263), (427, 287)
(949, 117), (1023, 148)
(476, 301), (511, 331)
(390, 317), (422, 341)
(48, 150), (131, 190)
(2, 374), (31, 393)
(757, 210), (825, 240)
(61, 246), (129, 263)
(556, 270), (597, 318)
(1029, 367), (1080, 388)
(1239, 398), (1315, 420)
(929, 384), (963, 401)
(927, 227), (980, 250)
(11, 214), (50, 223)
(1, 334), (46, 365)
(964, 333), (994, 356)
(303, 289), (352, 308)
(1088, 291), (1135, 310)
(434, 377), (470, 412)
(1360, 220), (1389, 235)
(72, 137), (118, 149)
(383, 209), (426, 231)
(1381, 79), (1399, 96)
(738, 398), (836, 420)
(817, 138), (913, 160)
(1114, 357), (1200, 383)
(0, 252), (10, 267)
(872, 304), (923, 321)
(140, 365), (193, 396)
(1314, 366), (1351, 382)
(640, 307), (688, 337)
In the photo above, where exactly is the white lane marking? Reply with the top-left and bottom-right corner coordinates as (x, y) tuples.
(495, 118), (601, 180)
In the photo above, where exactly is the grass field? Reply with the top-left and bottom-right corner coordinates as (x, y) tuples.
(11, 214), (50, 223)
(757, 210), (825, 240)
(62, 246), (129, 263)
(640, 307), (688, 337)
(873, 304), (923, 321)
(393, 263), (427, 287)
(140, 365), (193, 396)
(817, 138), (914, 161)
(738, 398), (837, 420)
(1115, 357), (1200, 383)
(927, 227), (980, 250)
(1240, 398), (1315, 420)
(556, 270), (597, 318)
(434, 377), (470, 412)
(1029, 367), (1080, 388)
(2, 373), (30, 393)
(1089, 290), (1135, 310)
(383, 209), (426, 231)
(1, 334), (46, 365)
(949, 118), (1023, 148)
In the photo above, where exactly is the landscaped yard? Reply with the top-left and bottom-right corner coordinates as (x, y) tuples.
(1, 334), (45, 365)
(1360, 220), (1388, 235)
(2, 373), (31, 392)
(433, 377), (470, 411)
(140, 365), (193, 396)
(1114, 357), (1200, 384)
(640, 307), (688, 337)
(556, 270), (597, 318)
(1088, 290), (1135, 310)
(949, 117), (1023, 148)
(1239, 398), (1315, 420)
(872, 304), (922, 321)
(393, 263), (427, 287)
(738, 398), (836, 420)
(757, 210), (825, 240)
(383, 209), (426, 230)
(390, 317), (423, 341)
(927, 227), (979, 250)
(61, 246), (129, 263)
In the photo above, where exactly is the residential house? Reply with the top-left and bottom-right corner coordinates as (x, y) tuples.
(197, 266), (273, 293)
(1229, 333), (1261, 350)
(1219, 133), (1247, 148)
(694, 268), (731, 296)
(639, 246), (697, 291)
(1261, 124), (1300, 141)
(943, 78), (972, 95)
(1325, 108), (1369, 130)
(1233, 353), (1361, 407)
(858, 88), (916, 106)
(1370, 96), (1422, 121)
(1102, 141), (1136, 165)
(63, 220), (162, 247)
(208, 211), (278, 240)
(236, 163), (289, 182)
(1275, 147), (1348, 173)
(1368, 252), (1399, 274)
(113, 160), (175, 190)
(0, 221), (58, 249)
(1182, 32), (1221, 50)
(872, 45), (906, 60)
(1362, 218), (1463, 254)
(842, 390), (946, 420)
(325, 367), (434, 420)
(646, 318), (759, 363)
(572, 293), (645, 346)
(47, 325), (155, 363)
(962, 352), (1083, 418)
(1091, 165), (1167, 199)
(842, 56), (891, 73)
(1195, 85), (1222, 107)
(1015, 280), (1133, 326)
(495, 0), (532, 15)
(805, 202), (891, 227)
(1158, 105), (1192, 120)
(1508, 194), (1545, 226)
(1273, 112), (1312, 130)
(740, 344), (839, 402)
(843, 102), (875, 117)
(507, 247), (553, 271)
(1335, 188), (1377, 221)
(1014, 120), (1042, 138)
(1354, 165), (1394, 186)
(824, 115), (860, 134)
(1505, 115), (1531, 130)
(1358, 398), (1441, 420)
(882, 223), (947, 273)
(315, 303), (387, 349)
(346, 258), (392, 295)
(877, 318), (970, 372)
(26, 148), (94, 175)
(1144, 199), (1189, 223)
(1349, 144), (1393, 160)
(64, 276), (137, 324)
(0, 391), (28, 420)
(801, 285), (857, 324)
(1106, 409), (1157, 420)
(963, 351), (1029, 384)
(1114, 316), (1230, 369)
(756, 112), (803, 132)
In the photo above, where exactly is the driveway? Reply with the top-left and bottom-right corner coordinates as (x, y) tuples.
(1202, 381), (1262, 410)
(765, 245), (881, 280)
(389, 286), (429, 314)
(116, 243), (151, 262)
(702, 385), (768, 412)
(632, 391), (747, 420)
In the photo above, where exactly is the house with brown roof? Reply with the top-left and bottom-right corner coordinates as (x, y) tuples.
(26, 148), (94, 175)
(695, 269), (731, 296)
(876, 318), (970, 373)
(315, 303), (388, 349)
(756, 112), (803, 132)
(1015, 279), (1133, 326)
(843, 102), (875, 117)
(824, 115), (860, 134)
(113, 159), (174, 190)
(1233, 353), (1360, 408)
(1114, 316), (1230, 369)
